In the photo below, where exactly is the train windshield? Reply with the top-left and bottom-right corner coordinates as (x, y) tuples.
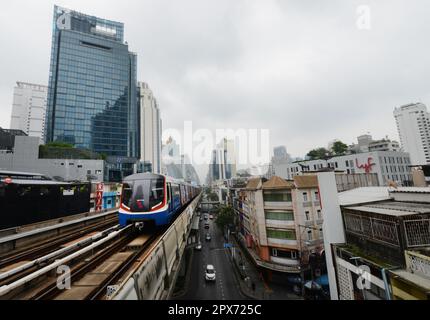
(122, 178), (165, 212)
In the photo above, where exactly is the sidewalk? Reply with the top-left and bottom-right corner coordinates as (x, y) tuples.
(226, 234), (303, 300)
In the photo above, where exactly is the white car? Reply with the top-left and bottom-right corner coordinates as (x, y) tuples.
(205, 264), (216, 281)
(195, 243), (202, 250)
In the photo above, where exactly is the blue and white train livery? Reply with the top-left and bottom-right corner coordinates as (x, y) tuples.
(119, 173), (200, 227)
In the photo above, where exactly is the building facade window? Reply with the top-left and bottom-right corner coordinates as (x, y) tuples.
(305, 211), (311, 221)
(263, 191), (292, 202)
(303, 192), (308, 202)
(314, 191), (319, 201)
(271, 248), (297, 259)
(266, 229), (296, 240)
(265, 211), (294, 221)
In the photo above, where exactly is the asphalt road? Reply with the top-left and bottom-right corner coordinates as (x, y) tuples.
(179, 215), (246, 300)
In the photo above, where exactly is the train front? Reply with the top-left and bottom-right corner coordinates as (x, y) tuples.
(119, 173), (168, 227)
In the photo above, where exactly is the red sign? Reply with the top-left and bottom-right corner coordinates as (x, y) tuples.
(95, 183), (104, 212)
(356, 157), (376, 173)
(4, 178), (12, 184)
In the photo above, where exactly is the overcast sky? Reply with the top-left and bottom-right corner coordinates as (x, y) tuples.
(1, 1), (430, 179)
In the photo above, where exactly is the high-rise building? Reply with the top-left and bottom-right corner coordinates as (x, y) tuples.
(162, 136), (180, 159)
(45, 6), (139, 160)
(273, 146), (289, 161)
(10, 82), (48, 143)
(394, 103), (430, 165)
(138, 82), (161, 174)
(209, 138), (237, 182)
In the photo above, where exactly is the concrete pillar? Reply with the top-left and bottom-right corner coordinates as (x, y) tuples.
(317, 172), (346, 300)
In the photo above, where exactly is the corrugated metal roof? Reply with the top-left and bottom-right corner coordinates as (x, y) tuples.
(2, 179), (70, 185)
(347, 205), (418, 217)
(390, 187), (430, 193)
(338, 187), (391, 206)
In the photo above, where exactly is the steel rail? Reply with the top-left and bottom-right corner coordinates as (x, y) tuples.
(0, 225), (133, 297)
(0, 215), (118, 269)
(0, 224), (120, 282)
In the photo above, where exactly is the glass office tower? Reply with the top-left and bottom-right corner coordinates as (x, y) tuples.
(45, 6), (139, 163)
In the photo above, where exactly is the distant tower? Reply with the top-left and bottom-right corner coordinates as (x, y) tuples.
(10, 82), (48, 144)
(394, 103), (430, 164)
(209, 138), (237, 182)
(139, 82), (162, 173)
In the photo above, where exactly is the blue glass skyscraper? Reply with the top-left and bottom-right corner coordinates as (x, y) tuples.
(45, 6), (139, 163)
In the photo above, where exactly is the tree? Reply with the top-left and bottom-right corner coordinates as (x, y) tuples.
(45, 141), (74, 148)
(306, 147), (330, 160)
(331, 141), (348, 156)
(215, 205), (235, 230)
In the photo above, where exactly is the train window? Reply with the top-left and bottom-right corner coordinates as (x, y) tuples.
(125, 178), (165, 212)
(150, 179), (165, 208)
(121, 183), (133, 208)
(167, 183), (171, 202)
(173, 185), (180, 196)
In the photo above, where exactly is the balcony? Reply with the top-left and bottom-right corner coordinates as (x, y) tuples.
(264, 201), (293, 210)
(265, 219), (295, 228)
(270, 256), (300, 267)
(303, 201), (313, 208)
(304, 220), (313, 227)
(267, 238), (298, 247)
(304, 239), (324, 247)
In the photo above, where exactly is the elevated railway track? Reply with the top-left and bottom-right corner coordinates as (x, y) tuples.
(0, 194), (202, 300)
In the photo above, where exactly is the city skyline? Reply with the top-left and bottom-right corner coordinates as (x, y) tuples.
(1, 2), (430, 304)
(2, 1), (430, 167)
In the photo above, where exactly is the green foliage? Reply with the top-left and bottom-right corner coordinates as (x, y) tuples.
(45, 141), (74, 148)
(306, 147), (330, 160)
(39, 143), (104, 160)
(331, 141), (348, 156)
(215, 205), (235, 230)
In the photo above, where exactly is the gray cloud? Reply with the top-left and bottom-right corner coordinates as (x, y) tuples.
(1, 0), (430, 181)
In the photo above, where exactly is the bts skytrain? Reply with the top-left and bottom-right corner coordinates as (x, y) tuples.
(119, 173), (200, 227)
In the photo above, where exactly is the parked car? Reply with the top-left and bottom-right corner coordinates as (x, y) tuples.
(195, 243), (202, 250)
(209, 215), (214, 219)
(205, 233), (211, 241)
(205, 264), (216, 281)
(204, 222), (210, 229)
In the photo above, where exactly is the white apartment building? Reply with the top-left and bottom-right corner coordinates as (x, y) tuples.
(235, 176), (324, 276)
(273, 151), (412, 186)
(139, 82), (162, 173)
(394, 103), (430, 165)
(10, 82), (48, 143)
